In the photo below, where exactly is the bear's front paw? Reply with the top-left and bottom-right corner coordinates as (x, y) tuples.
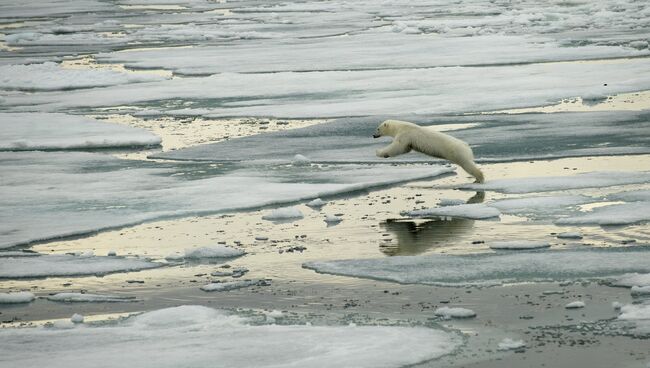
(376, 150), (385, 158)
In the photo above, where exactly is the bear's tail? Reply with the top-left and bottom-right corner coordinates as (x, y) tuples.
(460, 161), (485, 183)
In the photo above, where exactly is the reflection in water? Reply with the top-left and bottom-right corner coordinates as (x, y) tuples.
(380, 192), (484, 256)
(379, 217), (475, 256)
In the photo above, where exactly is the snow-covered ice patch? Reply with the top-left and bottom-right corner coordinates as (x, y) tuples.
(556, 202), (650, 226)
(304, 248), (650, 286)
(565, 301), (585, 309)
(557, 232), (583, 239)
(489, 241), (550, 250)
(631, 286), (650, 296)
(0, 254), (161, 278)
(403, 203), (500, 220)
(200, 280), (264, 292)
(262, 206), (304, 221)
(46, 293), (136, 303)
(166, 245), (244, 261)
(618, 304), (650, 321)
(70, 314), (84, 324)
(497, 338), (526, 351)
(462, 172), (650, 194)
(489, 195), (591, 213)
(0, 62), (168, 91)
(0, 113), (161, 151)
(307, 198), (326, 207)
(614, 273), (650, 288)
(0, 305), (462, 368)
(0, 291), (35, 304)
(324, 214), (342, 224)
(434, 307), (476, 319)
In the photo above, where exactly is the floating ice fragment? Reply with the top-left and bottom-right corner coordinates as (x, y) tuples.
(612, 273), (650, 288)
(489, 241), (550, 250)
(631, 286), (650, 296)
(565, 301), (585, 309)
(307, 198), (326, 207)
(166, 245), (245, 261)
(262, 207), (304, 221)
(434, 307), (476, 319)
(557, 232), (583, 239)
(613, 302), (623, 310)
(403, 203), (500, 220)
(497, 338), (526, 351)
(201, 280), (264, 292)
(70, 314), (84, 324)
(324, 215), (342, 224)
(556, 202), (650, 226)
(618, 304), (650, 320)
(47, 293), (136, 303)
(0, 291), (35, 304)
(292, 154), (311, 165)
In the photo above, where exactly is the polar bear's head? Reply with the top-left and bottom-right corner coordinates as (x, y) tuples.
(373, 120), (415, 138)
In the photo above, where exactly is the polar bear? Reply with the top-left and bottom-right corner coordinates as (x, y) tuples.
(374, 120), (485, 183)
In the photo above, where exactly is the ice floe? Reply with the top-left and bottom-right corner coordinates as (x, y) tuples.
(489, 241), (550, 250)
(557, 232), (583, 240)
(434, 307), (476, 319)
(0, 62), (168, 91)
(0, 291), (35, 304)
(0, 254), (161, 278)
(565, 301), (586, 309)
(304, 248), (650, 286)
(46, 293), (136, 303)
(324, 214), (343, 224)
(200, 280), (264, 292)
(70, 314), (84, 324)
(262, 206), (304, 221)
(631, 286), (650, 296)
(306, 198), (326, 208)
(0, 151), (452, 248)
(166, 245), (244, 261)
(0, 305), (461, 368)
(403, 203), (500, 220)
(0, 113), (161, 151)
(152, 111), (650, 164)
(497, 338), (526, 351)
(618, 304), (650, 321)
(556, 202), (650, 226)
(490, 196), (591, 213)
(614, 273), (650, 288)
(463, 172), (650, 194)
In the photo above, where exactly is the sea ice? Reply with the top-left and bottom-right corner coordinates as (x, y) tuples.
(46, 293), (136, 303)
(462, 172), (650, 194)
(0, 113), (161, 151)
(403, 203), (500, 220)
(565, 301), (586, 309)
(303, 248), (650, 286)
(166, 245), (244, 261)
(262, 207), (304, 221)
(556, 202), (650, 226)
(0, 62), (168, 91)
(0, 254), (161, 278)
(200, 280), (263, 292)
(631, 286), (650, 296)
(557, 232), (583, 240)
(489, 241), (550, 250)
(614, 273), (650, 287)
(0, 291), (35, 304)
(306, 198), (326, 208)
(618, 304), (650, 321)
(0, 305), (462, 368)
(434, 307), (476, 319)
(324, 214), (343, 224)
(70, 314), (84, 323)
(489, 196), (591, 213)
(497, 338), (526, 351)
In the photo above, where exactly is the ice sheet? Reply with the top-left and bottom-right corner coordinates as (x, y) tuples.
(0, 113), (161, 151)
(4, 59), (650, 118)
(0, 151), (452, 248)
(303, 248), (650, 286)
(463, 172), (650, 194)
(0, 305), (462, 368)
(0, 254), (161, 278)
(153, 111), (650, 163)
(556, 202), (650, 226)
(0, 292), (35, 304)
(0, 62), (168, 91)
(46, 293), (136, 302)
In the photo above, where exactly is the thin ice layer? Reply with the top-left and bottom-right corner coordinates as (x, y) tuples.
(0, 305), (461, 368)
(4, 58), (650, 117)
(0, 62), (168, 91)
(403, 204), (500, 220)
(0, 113), (161, 150)
(462, 172), (650, 194)
(556, 202), (650, 226)
(0, 254), (161, 278)
(303, 248), (650, 286)
(46, 293), (136, 302)
(0, 151), (452, 248)
(153, 111), (650, 163)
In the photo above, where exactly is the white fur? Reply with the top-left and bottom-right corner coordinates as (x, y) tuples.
(374, 120), (484, 183)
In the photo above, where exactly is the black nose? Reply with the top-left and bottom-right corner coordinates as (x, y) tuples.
(373, 134), (380, 138)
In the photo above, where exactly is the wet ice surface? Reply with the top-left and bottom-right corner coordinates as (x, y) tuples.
(153, 112), (650, 163)
(46, 293), (136, 303)
(0, 254), (161, 278)
(304, 248), (650, 286)
(0, 151), (452, 248)
(0, 305), (462, 368)
(0, 113), (161, 150)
